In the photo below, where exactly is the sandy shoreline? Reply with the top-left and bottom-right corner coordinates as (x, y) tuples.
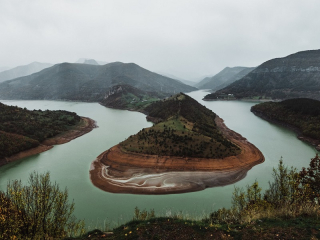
(90, 116), (264, 194)
(0, 117), (96, 167)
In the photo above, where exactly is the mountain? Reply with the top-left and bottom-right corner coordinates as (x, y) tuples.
(76, 58), (99, 65)
(214, 50), (320, 100)
(0, 62), (53, 83)
(0, 66), (10, 72)
(83, 59), (99, 65)
(157, 72), (197, 87)
(0, 62), (196, 101)
(196, 67), (254, 91)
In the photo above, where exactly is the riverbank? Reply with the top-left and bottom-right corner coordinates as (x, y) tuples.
(90, 116), (264, 194)
(251, 110), (320, 151)
(0, 117), (96, 167)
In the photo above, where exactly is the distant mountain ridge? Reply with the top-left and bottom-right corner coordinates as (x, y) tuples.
(0, 62), (53, 83)
(196, 67), (254, 91)
(215, 50), (320, 100)
(0, 62), (196, 102)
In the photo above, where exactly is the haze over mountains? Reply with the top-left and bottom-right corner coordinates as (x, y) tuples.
(0, 62), (196, 102)
(196, 67), (255, 91)
(0, 62), (53, 83)
(76, 58), (108, 65)
(215, 50), (320, 100)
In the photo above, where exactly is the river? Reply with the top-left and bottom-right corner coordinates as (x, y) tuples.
(0, 90), (317, 229)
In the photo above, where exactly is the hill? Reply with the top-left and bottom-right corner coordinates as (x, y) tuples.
(195, 67), (254, 91)
(251, 98), (320, 150)
(0, 102), (95, 166)
(0, 62), (196, 102)
(100, 84), (165, 111)
(90, 93), (264, 194)
(213, 49), (320, 100)
(0, 62), (53, 83)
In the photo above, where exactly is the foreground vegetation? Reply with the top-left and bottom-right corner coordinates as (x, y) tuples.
(2, 155), (320, 239)
(0, 172), (84, 239)
(0, 102), (81, 159)
(120, 93), (240, 158)
(251, 98), (320, 140)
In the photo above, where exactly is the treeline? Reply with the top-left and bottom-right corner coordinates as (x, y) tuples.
(0, 102), (81, 159)
(251, 98), (320, 140)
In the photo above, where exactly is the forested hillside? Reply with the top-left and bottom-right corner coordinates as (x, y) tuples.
(120, 93), (240, 158)
(0, 103), (81, 159)
(251, 98), (320, 143)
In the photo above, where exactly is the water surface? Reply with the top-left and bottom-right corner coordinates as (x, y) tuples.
(0, 91), (317, 228)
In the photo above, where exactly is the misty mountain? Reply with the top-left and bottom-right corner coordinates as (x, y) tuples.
(0, 62), (53, 83)
(215, 50), (320, 100)
(0, 62), (196, 101)
(76, 58), (99, 65)
(156, 72), (197, 87)
(196, 67), (254, 91)
(0, 66), (10, 72)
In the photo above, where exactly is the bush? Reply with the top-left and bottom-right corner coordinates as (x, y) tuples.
(210, 156), (320, 224)
(1, 172), (85, 239)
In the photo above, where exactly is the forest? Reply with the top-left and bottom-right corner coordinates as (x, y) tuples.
(121, 93), (240, 158)
(0, 102), (81, 159)
(251, 98), (320, 140)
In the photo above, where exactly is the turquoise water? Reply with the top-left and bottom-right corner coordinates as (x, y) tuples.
(0, 91), (317, 228)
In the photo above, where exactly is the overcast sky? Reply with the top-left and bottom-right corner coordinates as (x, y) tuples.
(1, 0), (320, 80)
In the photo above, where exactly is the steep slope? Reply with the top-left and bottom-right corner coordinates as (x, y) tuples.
(0, 62), (53, 83)
(251, 98), (320, 150)
(214, 50), (320, 100)
(90, 93), (264, 194)
(196, 67), (254, 91)
(0, 62), (196, 101)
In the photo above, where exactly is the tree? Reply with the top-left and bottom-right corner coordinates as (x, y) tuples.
(300, 154), (320, 201)
(2, 171), (84, 239)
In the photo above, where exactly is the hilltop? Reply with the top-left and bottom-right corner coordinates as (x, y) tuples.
(196, 67), (254, 91)
(251, 98), (320, 150)
(90, 93), (264, 194)
(0, 102), (95, 166)
(0, 62), (196, 102)
(206, 49), (320, 100)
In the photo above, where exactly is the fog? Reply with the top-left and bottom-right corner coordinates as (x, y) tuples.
(1, 0), (320, 80)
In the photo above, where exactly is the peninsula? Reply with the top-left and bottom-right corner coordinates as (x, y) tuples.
(251, 98), (320, 151)
(0, 102), (96, 166)
(90, 93), (264, 194)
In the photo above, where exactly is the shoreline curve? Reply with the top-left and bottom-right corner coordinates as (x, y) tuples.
(90, 116), (264, 194)
(0, 117), (96, 167)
